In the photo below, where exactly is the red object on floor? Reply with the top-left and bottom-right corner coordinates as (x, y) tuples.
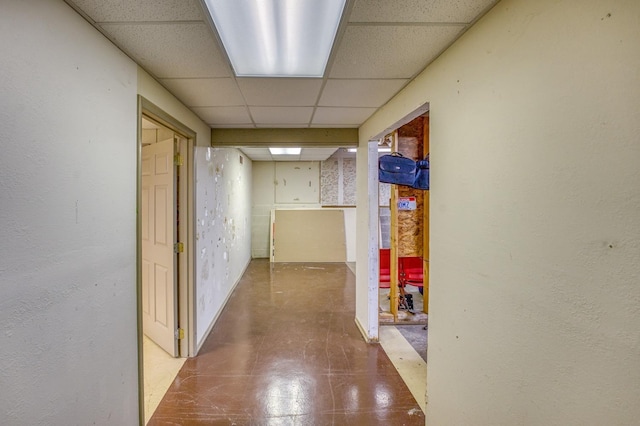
(399, 256), (424, 289)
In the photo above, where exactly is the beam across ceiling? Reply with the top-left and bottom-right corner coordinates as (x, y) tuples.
(211, 128), (358, 147)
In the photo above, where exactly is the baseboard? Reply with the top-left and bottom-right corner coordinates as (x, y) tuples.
(354, 316), (379, 343)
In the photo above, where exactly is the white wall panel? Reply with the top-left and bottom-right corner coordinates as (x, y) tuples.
(194, 148), (252, 345)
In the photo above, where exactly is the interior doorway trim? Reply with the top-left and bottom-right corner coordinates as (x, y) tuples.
(365, 102), (430, 340)
(136, 95), (196, 424)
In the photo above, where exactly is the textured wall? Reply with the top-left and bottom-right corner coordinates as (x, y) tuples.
(320, 151), (357, 206)
(195, 148), (252, 345)
(321, 157), (340, 205)
(0, 1), (139, 423)
(359, 0), (640, 424)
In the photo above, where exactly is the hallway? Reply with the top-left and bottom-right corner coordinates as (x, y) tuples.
(149, 260), (424, 425)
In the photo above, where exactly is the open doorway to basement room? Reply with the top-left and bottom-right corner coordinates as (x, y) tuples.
(137, 97), (195, 424)
(378, 114), (430, 326)
(374, 106), (430, 413)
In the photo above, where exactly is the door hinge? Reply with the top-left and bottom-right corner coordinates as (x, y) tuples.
(175, 328), (184, 340)
(174, 153), (183, 166)
(174, 242), (184, 253)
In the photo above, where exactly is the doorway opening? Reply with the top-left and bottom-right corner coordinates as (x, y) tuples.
(369, 105), (430, 413)
(377, 114), (429, 326)
(137, 97), (195, 424)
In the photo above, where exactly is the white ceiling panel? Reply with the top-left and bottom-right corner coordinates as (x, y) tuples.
(100, 23), (231, 78)
(68, 0), (496, 129)
(239, 148), (271, 160)
(191, 106), (252, 125)
(250, 107), (314, 125)
(310, 124), (360, 128)
(350, 0), (499, 23)
(319, 79), (409, 107)
(255, 124), (310, 129)
(68, 0), (204, 22)
(237, 78), (324, 106)
(313, 107), (377, 125)
(329, 25), (466, 79)
(301, 148), (340, 160)
(159, 78), (244, 107)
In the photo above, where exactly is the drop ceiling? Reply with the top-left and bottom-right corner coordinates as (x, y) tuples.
(65, 0), (499, 159)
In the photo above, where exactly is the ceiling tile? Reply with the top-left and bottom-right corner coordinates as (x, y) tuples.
(239, 148), (271, 160)
(70, 0), (495, 128)
(191, 107), (252, 125)
(319, 79), (408, 107)
(301, 148), (339, 160)
(250, 107), (314, 124)
(349, 0), (499, 23)
(237, 78), (324, 106)
(159, 78), (244, 107)
(312, 107), (377, 125)
(329, 25), (465, 79)
(69, 0), (205, 22)
(310, 124), (360, 128)
(255, 124), (310, 128)
(99, 22), (231, 78)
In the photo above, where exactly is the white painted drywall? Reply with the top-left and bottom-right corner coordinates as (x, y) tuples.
(358, 0), (640, 424)
(195, 148), (252, 346)
(0, 1), (139, 424)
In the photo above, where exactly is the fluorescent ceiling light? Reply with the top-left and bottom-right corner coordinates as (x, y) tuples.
(347, 148), (357, 152)
(204, 0), (346, 77)
(269, 147), (301, 155)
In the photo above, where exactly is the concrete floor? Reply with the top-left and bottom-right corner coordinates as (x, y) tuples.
(148, 260), (425, 424)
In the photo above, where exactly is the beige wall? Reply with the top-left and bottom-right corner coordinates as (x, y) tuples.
(357, 0), (640, 424)
(0, 1), (139, 423)
(138, 70), (211, 148)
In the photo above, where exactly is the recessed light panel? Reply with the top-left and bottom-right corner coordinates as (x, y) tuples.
(204, 0), (346, 77)
(269, 147), (301, 155)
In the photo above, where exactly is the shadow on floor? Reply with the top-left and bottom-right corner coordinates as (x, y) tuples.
(395, 325), (428, 363)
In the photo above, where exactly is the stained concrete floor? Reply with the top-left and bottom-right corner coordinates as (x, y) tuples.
(148, 260), (424, 425)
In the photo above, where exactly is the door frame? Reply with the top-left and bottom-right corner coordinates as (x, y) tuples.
(136, 96), (196, 423)
(366, 102), (430, 339)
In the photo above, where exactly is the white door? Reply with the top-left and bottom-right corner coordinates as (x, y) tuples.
(141, 137), (178, 356)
